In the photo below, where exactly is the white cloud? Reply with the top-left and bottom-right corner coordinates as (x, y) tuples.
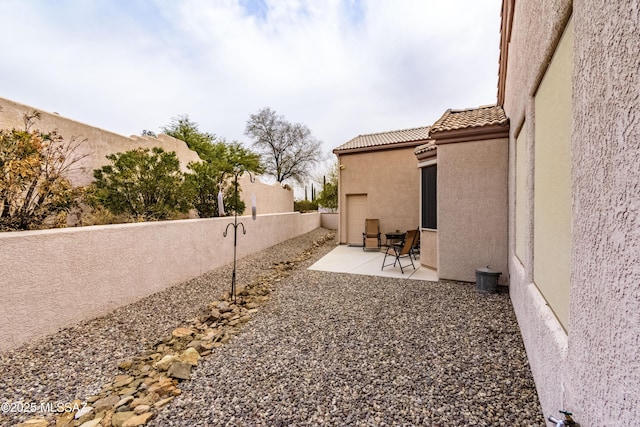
(0, 0), (501, 155)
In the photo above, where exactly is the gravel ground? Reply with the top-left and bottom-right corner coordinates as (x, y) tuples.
(0, 228), (543, 426)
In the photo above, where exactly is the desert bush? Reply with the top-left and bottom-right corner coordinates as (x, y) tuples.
(294, 199), (318, 212)
(87, 147), (191, 221)
(0, 112), (85, 231)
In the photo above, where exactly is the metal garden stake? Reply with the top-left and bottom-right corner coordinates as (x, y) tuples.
(222, 168), (256, 303)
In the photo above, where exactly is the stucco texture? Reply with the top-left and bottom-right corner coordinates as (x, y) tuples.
(0, 213), (320, 352)
(336, 147), (420, 244)
(569, 1), (640, 425)
(436, 138), (508, 284)
(504, 0), (640, 424)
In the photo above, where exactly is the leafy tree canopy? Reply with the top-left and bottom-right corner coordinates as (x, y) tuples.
(160, 114), (263, 217)
(244, 107), (324, 184)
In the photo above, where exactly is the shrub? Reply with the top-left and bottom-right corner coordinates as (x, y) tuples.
(0, 112), (85, 231)
(294, 199), (318, 212)
(87, 147), (191, 221)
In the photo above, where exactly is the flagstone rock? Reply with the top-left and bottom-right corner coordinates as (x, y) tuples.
(155, 354), (177, 371)
(217, 301), (232, 313)
(134, 404), (151, 415)
(179, 347), (201, 366)
(110, 411), (136, 427)
(115, 395), (134, 408)
(153, 396), (175, 408)
(56, 411), (75, 426)
(168, 361), (192, 380)
(122, 412), (154, 427)
(118, 360), (133, 370)
(16, 419), (48, 427)
(113, 375), (134, 388)
(93, 393), (120, 411)
(171, 327), (194, 338)
(78, 418), (102, 427)
(147, 377), (178, 396)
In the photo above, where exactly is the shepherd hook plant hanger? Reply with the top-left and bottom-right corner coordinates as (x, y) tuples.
(222, 168), (256, 303)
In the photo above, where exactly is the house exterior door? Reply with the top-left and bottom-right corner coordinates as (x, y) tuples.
(346, 194), (367, 245)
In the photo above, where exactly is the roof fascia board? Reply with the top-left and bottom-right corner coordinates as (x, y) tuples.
(333, 140), (428, 155)
(416, 149), (437, 162)
(430, 124), (509, 145)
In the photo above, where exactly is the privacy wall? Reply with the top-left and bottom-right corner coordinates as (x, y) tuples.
(0, 213), (320, 352)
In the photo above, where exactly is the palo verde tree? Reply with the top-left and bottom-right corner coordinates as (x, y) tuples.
(0, 111), (85, 231)
(87, 147), (191, 221)
(244, 107), (324, 184)
(161, 115), (262, 217)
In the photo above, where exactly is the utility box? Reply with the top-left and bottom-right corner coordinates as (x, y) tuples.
(476, 267), (501, 294)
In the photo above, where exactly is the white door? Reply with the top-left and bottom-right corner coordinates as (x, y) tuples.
(346, 194), (367, 245)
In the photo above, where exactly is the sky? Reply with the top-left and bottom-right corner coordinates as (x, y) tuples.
(0, 0), (502, 166)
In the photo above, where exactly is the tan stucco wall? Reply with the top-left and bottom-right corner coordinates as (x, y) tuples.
(420, 229), (437, 269)
(0, 212), (320, 352)
(320, 212), (339, 230)
(238, 175), (293, 215)
(505, 1), (640, 425)
(436, 138), (509, 284)
(336, 147), (420, 244)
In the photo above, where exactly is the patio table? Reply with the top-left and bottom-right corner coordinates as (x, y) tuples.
(385, 231), (405, 246)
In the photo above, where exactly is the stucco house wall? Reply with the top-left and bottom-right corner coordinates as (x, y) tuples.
(501, 0), (640, 424)
(336, 147), (420, 244)
(436, 138), (508, 284)
(238, 174), (293, 215)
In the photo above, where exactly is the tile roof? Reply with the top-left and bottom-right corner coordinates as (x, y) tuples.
(334, 126), (431, 152)
(430, 105), (508, 134)
(414, 141), (437, 156)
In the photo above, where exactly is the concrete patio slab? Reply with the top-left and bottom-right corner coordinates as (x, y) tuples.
(308, 244), (438, 281)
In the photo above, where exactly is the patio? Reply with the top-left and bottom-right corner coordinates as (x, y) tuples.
(309, 244), (438, 281)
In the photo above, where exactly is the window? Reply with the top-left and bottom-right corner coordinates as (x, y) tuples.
(421, 164), (437, 229)
(533, 16), (573, 331)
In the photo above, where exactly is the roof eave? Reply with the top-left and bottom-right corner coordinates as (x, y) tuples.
(430, 122), (510, 145)
(415, 148), (437, 161)
(333, 140), (429, 155)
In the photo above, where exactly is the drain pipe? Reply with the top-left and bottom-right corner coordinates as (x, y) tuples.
(548, 411), (579, 426)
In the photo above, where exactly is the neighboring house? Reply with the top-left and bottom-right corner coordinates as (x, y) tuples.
(499, 0), (639, 425)
(415, 105), (509, 283)
(332, 127), (430, 245)
(0, 97), (293, 215)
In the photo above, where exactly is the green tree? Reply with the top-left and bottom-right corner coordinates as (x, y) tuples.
(87, 147), (191, 221)
(161, 115), (262, 217)
(316, 162), (338, 212)
(244, 107), (324, 184)
(0, 111), (85, 231)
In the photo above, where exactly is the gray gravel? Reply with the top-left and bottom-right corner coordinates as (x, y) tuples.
(0, 228), (543, 426)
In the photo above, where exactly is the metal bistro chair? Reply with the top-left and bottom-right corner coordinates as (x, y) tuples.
(362, 218), (381, 251)
(381, 229), (419, 274)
